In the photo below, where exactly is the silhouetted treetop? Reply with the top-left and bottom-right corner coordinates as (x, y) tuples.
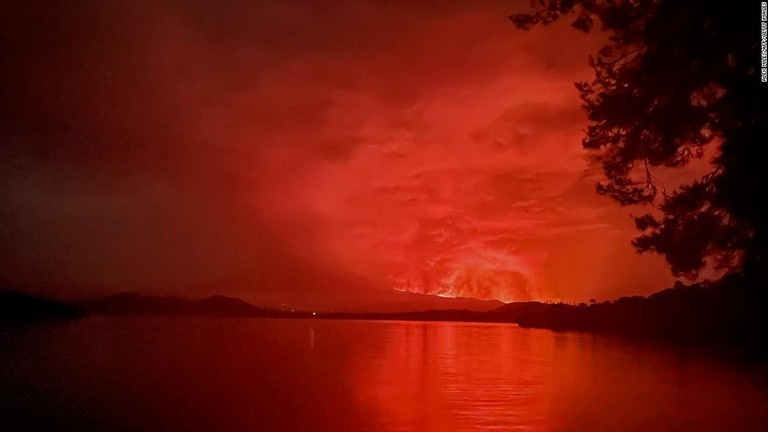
(512, 0), (767, 280)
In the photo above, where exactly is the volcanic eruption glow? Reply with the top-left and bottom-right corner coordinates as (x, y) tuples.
(391, 247), (546, 303)
(0, 0), (689, 308)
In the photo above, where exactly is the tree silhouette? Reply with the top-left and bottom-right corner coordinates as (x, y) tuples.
(511, 1), (767, 281)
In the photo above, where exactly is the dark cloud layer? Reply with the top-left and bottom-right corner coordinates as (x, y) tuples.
(1, 0), (690, 308)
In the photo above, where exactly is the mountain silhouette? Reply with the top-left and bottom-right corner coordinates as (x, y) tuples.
(1, 290), (83, 322)
(3, 279), (765, 356)
(76, 292), (304, 318)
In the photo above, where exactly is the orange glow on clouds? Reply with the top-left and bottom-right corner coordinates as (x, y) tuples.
(2, 0), (713, 307)
(250, 14), (629, 303)
(392, 247), (546, 303)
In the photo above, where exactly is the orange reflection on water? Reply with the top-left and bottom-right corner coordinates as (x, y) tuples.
(3, 319), (768, 431)
(351, 322), (556, 431)
(348, 321), (768, 432)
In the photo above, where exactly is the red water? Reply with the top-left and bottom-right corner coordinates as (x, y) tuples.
(1, 318), (767, 431)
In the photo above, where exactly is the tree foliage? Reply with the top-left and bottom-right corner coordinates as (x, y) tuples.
(511, 0), (767, 280)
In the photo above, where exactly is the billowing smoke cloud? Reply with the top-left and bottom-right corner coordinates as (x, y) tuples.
(1, 0), (690, 308)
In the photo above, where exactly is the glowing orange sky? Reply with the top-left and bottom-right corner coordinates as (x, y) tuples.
(0, 1), (709, 308)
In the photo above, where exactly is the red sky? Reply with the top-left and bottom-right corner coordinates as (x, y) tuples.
(0, 1), (710, 310)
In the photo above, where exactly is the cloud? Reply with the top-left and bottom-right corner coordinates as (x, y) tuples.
(1, 0), (690, 306)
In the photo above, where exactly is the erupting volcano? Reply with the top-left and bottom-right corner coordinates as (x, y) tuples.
(1, 0), (691, 308)
(390, 244), (546, 303)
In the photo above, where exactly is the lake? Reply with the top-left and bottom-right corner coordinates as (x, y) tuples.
(1, 318), (767, 431)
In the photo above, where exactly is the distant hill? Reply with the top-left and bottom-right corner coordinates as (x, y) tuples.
(6, 280), (765, 355)
(488, 301), (553, 320)
(364, 290), (504, 313)
(71, 291), (513, 322)
(0, 290), (83, 322)
(76, 292), (307, 318)
(321, 309), (491, 322)
(321, 301), (547, 323)
(501, 275), (768, 353)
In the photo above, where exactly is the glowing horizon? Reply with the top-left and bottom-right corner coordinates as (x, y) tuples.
(0, 0), (713, 309)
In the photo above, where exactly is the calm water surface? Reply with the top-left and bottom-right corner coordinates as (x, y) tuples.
(1, 318), (767, 431)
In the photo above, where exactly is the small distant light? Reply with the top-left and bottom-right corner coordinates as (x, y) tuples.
(312, 312), (316, 316)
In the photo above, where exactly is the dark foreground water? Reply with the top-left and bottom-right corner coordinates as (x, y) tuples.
(1, 318), (767, 431)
